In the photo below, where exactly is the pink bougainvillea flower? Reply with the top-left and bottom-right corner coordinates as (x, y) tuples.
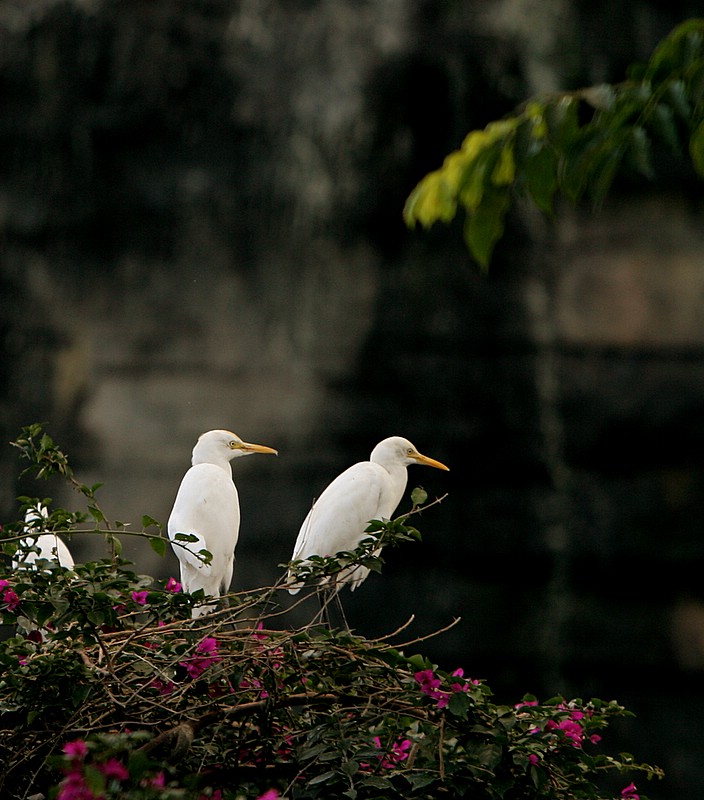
(150, 771), (166, 788)
(149, 677), (176, 696)
(239, 676), (269, 699)
(414, 669), (441, 692)
(2, 587), (20, 611)
(131, 590), (149, 606)
(390, 738), (411, 762)
(621, 783), (640, 799)
(197, 637), (218, 655)
(0, 579), (9, 590)
(515, 699), (539, 709)
(183, 637), (221, 679)
(589, 733), (602, 744)
(528, 753), (540, 765)
(253, 621), (268, 641)
(165, 576), (182, 593)
(372, 735), (412, 769)
(57, 770), (95, 800)
(63, 739), (89, 760)
(98, 758), (129, 781)
(414, 669), (451, 708)
(545, 717), (586, 748)
(256, 790), (280, 800)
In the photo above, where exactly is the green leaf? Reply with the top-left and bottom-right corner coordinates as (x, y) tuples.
(448, 690), (471, 719)
(307, 770), (337, 786)
(492, 141), (516, 185)
(360, 776), (391, 790)
(627, 126), (654, 178)
(410, 487), (428, 507)
(665, 79), (692, 120)
(523, 145), (558, 214)
(403, 171), (457, 227)
(87, 505), (106, 524)
(174, 533), (198, 542)
(149, 536), (167, 557)
(464, 187), (511, 268)
(649, 102), (681, 151)
(142, 515), (162, 530)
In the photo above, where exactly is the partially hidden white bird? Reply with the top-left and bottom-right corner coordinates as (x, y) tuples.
(14, 505), (75, 570)
(288, 436), (449, 605)
(168, 429), (278, 617)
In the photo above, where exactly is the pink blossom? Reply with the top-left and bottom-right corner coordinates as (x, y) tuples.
(414, 669), (450, 708)
(0, 579), (9, 590)
(253, 622), (268, 641)
(515, 699), (539, 709)
(257, 791), (280, 800)
(63, 740), (88, 760)
(546, 718), (585, 748)
(372, 735), (412, 769)
(239, 676), (269, 699)
(149, 677), (176, 696)
(183, 637), (221, 679)
(57, 770), (95, 800)
(131, 590), (149, 606)
(2, 587), (20, 611)
(198, 637), (218, 655)
(414, 669), (441, 693)
(621, 783), (640, 799)
(150, 772), (166, 788)
(98, 758), (129, 780)
(165, 577), (182, 593)
(528, 754), (539, 765)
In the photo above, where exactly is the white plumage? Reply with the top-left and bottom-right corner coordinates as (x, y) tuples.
(168, 429), (277, 617)
(14, 505), (74, 570)
(288, 436), (449, 595)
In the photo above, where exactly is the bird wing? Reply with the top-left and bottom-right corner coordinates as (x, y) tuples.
(289, 461), (397, 592)
(167, 463), (240, 580)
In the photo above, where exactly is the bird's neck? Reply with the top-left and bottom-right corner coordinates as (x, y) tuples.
(379, 461), (408, 500)
(191, 455), (233, 473)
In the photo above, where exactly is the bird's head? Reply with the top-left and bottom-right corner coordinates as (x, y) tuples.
(370, 436), (449, 471)
(191, 429), (278, 466)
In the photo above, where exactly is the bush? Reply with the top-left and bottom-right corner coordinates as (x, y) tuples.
(0, 426), (662, 799)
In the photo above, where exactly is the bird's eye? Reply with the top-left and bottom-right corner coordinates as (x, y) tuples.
(407, 448), (414, 455)
(229, 441), (238, 449)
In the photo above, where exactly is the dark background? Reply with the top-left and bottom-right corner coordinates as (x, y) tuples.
(2, 2), (704, 797)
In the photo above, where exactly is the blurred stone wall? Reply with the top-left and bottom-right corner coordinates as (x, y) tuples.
(1, 2), (704, 796)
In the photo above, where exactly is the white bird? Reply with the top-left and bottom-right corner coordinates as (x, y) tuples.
(14, 505), (74, 570)
(168, 429), (277, 617)
(288, 436), (449, 608)
(13, 505), (75, 642)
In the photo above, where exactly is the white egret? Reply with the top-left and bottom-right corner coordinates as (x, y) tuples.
(13, 505), (75, 642)
(168, 429), (277, 617)
(14, 505), (74, 570)
(288, 436), (449, 619)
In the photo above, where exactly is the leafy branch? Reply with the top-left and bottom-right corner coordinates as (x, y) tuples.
(404, 18), (704, 267)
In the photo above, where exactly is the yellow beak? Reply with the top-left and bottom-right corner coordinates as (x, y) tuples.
(240, 442), (279, 455)
(411, 451), (450, 471)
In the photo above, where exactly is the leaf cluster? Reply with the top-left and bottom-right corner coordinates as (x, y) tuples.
(404, 19), (704, 267)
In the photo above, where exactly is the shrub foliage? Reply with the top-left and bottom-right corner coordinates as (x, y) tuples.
(0, 425), (662, 799)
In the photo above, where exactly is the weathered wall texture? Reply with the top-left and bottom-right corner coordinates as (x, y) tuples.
(2, 2), (704, 796)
